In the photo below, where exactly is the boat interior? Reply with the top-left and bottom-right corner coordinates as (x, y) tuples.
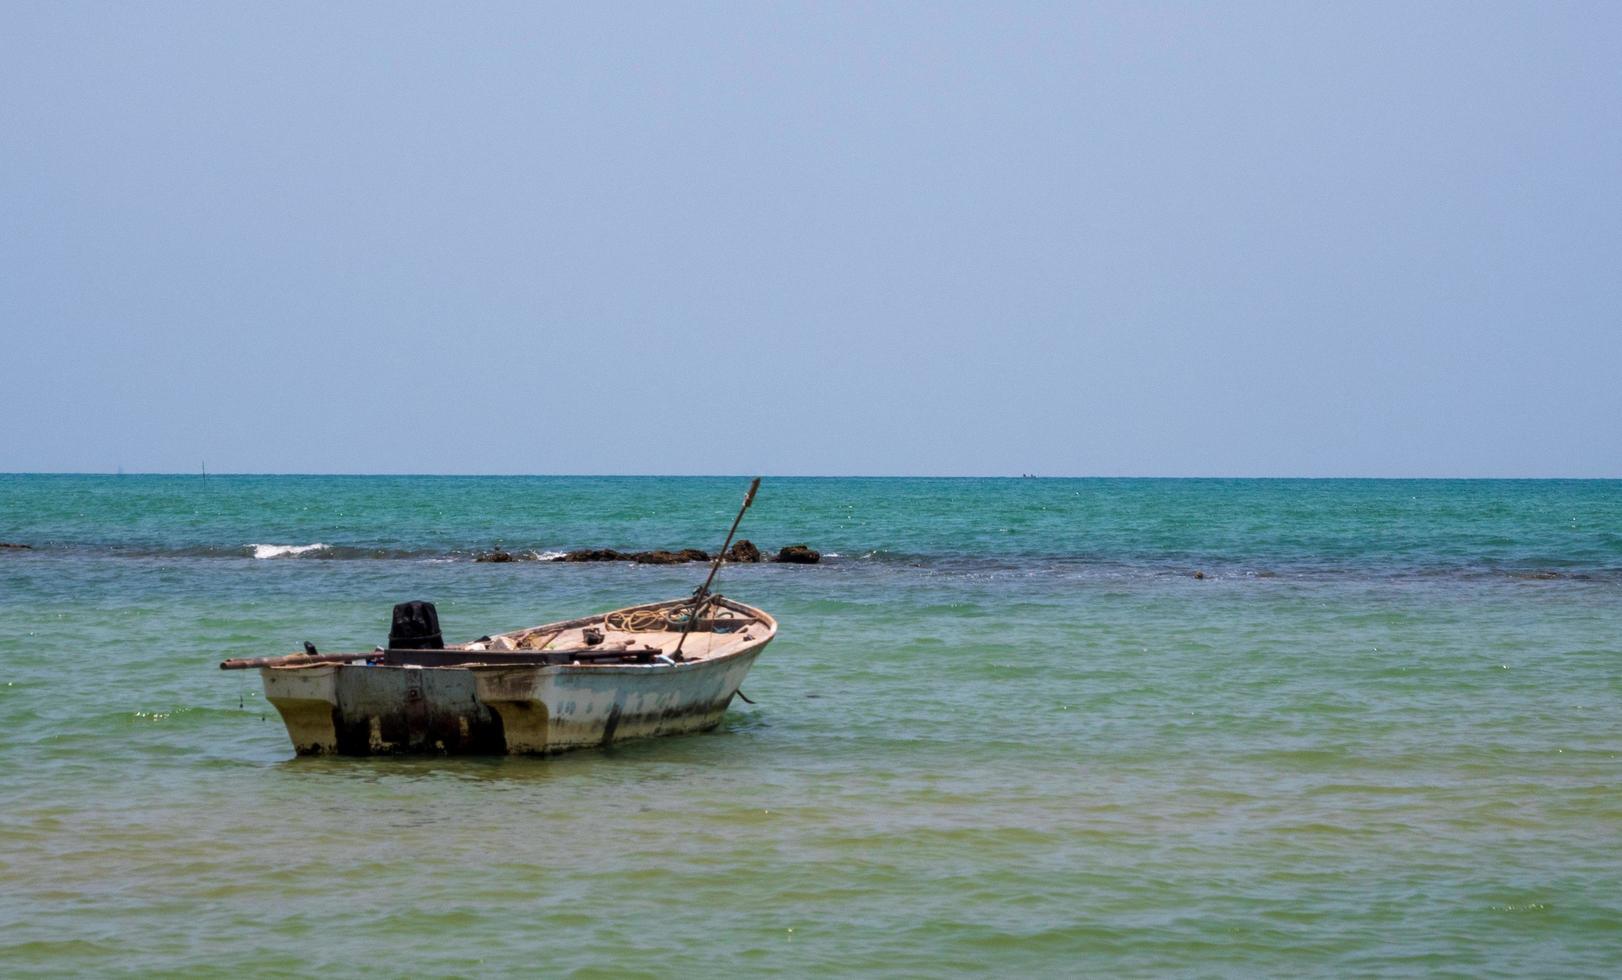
(438, 596), (772, 667)
(218, 596), (772, 673)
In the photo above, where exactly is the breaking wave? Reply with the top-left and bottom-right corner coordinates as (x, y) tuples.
(249, 543), (329, 559)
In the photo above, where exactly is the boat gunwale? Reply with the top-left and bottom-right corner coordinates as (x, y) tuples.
(261, 595), (777, 675)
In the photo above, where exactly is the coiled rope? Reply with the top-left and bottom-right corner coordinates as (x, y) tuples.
(605, 607), (692, 632)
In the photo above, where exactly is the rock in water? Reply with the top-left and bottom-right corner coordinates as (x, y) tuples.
(0, 542), (32, 550)
(560, 549), (629, 562)
(727, 540), (761, 563)
(632, 550), (686, 565)
(773, 544), (821, 564)
(631, 549), (711, 564)
(475, 550), (516, 563)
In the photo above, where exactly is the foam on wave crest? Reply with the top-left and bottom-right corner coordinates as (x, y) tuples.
(249, 543), (329, 559)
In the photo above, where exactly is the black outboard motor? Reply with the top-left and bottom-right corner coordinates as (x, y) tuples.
(388, 600), (444, 650)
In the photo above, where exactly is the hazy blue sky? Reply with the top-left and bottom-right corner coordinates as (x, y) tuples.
(2, 2), (1618, 476)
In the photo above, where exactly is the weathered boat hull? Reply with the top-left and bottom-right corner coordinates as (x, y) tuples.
(471, 646), (764, 754)
(261, 664), (506, 755)
(261, 648), (763, 756)
(259, 598), (773, 756)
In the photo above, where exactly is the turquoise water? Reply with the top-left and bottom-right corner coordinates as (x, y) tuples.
(1, 475), (1619, 975)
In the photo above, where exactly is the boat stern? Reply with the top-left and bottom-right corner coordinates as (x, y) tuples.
(261, 665), (341, 755)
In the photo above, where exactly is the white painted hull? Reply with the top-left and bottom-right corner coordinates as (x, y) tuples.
(471, 646), (764, 754)
(260, 597), (774, 756)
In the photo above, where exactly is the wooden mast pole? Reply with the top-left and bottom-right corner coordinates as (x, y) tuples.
(674, 477), (760, 659)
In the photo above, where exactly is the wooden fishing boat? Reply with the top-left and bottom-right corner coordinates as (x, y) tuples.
(220, 478), (776, 757)
(225, 595), (776, 756)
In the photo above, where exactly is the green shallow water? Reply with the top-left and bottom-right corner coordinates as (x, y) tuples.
(1, 476), (1619, 975)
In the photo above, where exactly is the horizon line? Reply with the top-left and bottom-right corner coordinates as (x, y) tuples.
(2, 471), (1618, 481)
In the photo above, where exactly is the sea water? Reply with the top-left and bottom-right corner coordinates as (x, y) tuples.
(1, 475), (1618, 975)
